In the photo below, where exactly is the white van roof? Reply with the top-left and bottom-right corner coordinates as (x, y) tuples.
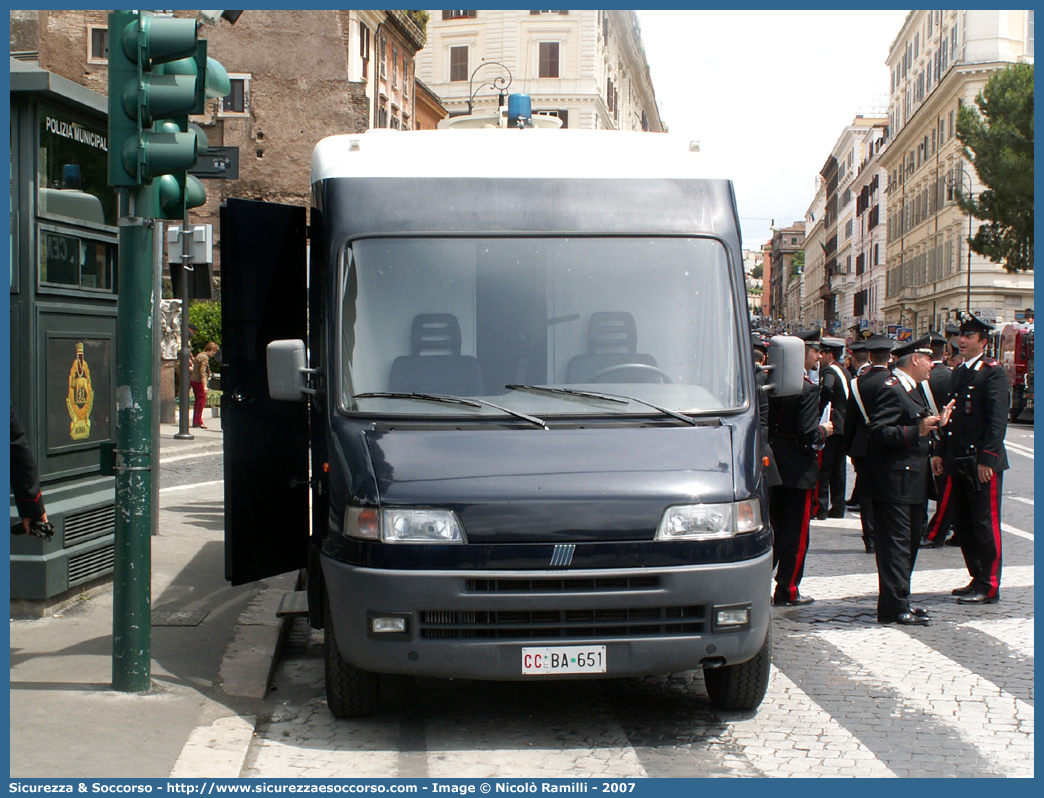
(311, 129), (720, 184)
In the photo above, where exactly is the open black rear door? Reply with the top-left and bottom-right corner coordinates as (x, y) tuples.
(221, 198), (309, 585)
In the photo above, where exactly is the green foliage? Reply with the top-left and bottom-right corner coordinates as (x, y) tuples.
(956, 63), (1034, 272)
(188, 300), (221, 365)
(788, 250), (805, 284)
(404, 10), (428, 35)
(752, 263), (763, 280)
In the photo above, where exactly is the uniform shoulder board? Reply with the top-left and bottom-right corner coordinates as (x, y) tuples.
(884, 376), (898, 386)
(983, 357), (999, 367)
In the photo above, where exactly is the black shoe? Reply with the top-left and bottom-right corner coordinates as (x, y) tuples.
(773, 592), (814, 607)
(827, 509), (845, 518)
(951, 581), (976, 596)
(814, 512), (829, 521)
(879, 611), (931, 626)
(944, 535), (960, 547)
(920, 536), (945, 549)
(957, 591), (999, 605)
(910, 607), (929, 617)
(895, 611), (931, 626)
(845, 499), (859, 509)
(864, 539), (875, 553)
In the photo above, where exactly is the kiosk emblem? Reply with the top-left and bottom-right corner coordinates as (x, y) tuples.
(66, 342), (94, 440)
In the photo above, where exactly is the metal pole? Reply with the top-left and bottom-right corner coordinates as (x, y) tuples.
(966, 195), (973, 313)
(151, 219), (163, 536)
(174, 214), (194, 440)
(112, 187), (153, 692)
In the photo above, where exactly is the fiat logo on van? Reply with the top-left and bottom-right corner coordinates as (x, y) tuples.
(550, 544), (576, 568)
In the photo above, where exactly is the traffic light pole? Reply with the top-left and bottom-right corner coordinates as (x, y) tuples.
(112, 188), (154, 692)
(175, 216), (195, 440)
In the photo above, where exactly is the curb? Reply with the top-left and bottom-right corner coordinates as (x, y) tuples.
(170, 570), (300, 778)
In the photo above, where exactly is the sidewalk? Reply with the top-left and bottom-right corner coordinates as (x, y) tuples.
(9, 413), (296, 779)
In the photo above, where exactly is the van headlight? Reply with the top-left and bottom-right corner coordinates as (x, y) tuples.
(344, 507), (466, 543)
(655, 499), (762, 541)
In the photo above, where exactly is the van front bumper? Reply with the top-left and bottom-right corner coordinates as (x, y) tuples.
(320, 550), (771, 680)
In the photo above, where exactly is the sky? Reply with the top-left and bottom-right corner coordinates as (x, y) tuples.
(636, 9), (911, 249)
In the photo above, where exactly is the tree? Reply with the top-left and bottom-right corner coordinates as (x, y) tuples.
(752, 262), (763, 280)
(188, 300), (221, 366)
(788, 250), (804, 284)
(956, 63), (1034, 272)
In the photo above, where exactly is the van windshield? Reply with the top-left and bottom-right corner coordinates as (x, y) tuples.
(339, 237), (744, 419)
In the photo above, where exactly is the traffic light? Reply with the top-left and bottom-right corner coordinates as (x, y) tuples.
(107, 10), (231, 214)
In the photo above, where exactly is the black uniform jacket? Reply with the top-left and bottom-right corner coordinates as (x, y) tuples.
(768, 377), (824, 490)
(924, 360), (952, 413)
(10, 405), (46, 521)
(935, 355), (1009, 472)
(843, 365), (892, 459)
(866, 372), (932, 504)
(819, 361), (851, 431)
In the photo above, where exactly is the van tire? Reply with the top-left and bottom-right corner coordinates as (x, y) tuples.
(703, 629), (770, 712)
(324, 592), (379, 718)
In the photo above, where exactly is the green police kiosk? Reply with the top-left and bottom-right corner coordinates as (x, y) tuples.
(10, 59), (118, 604)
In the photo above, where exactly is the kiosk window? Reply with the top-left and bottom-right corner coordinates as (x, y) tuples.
(38, 228), (117, 292)
(37, 105), (116, 227)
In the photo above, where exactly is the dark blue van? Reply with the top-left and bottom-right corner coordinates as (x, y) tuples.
(221, 127), (804, 717)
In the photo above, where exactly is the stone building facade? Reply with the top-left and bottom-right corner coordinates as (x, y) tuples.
(847, 123), (890, 337)
(417, 9), (663, 131)
(768, 222), (805, 329)
(880, 9), (1034, 332)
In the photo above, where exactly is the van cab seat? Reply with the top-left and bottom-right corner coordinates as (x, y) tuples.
(566, 311), (657, 383)
(389, 313), (484, 396)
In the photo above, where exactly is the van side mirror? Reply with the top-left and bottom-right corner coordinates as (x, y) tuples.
(763, 335), (805, 396)
(267, 339), (311, 401)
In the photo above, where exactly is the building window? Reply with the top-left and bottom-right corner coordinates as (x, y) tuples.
(1029, 10), (1035, 56)
(449, 45), (469, 82)
(536, 109), (569, 128)
(379, 36), (387, 80)
(530, 10), (568, 15)
(360, 24), (370, 80)
(88, 26), (108, 63)
(951, 25), (958, 57)
(220, 74), (250, 116)
(538, 42), (560, 78)
(442, 10), (477, 20)
(402, 55), (410, 97)
(392, 45), (398, 89)
(377, 100), (388, 129)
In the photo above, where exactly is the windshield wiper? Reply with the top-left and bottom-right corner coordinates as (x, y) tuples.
(353, 392), (548, 430)
(506, 384), (697, 426)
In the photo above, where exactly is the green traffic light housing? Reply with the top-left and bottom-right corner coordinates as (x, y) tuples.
(156, 173), (208, 218)
(108, 12), (231, 190)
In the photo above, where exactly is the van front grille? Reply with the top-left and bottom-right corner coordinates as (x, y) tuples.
(419, 605), (705, 640)
(467, 576), (660, 593)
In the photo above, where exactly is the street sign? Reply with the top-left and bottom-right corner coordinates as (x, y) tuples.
(189, 147), (239, 180)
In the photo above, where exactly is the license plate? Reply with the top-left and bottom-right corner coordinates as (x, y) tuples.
(522, 646), (606, 674)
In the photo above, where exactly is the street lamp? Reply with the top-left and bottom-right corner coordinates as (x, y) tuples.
(467, 61), (512, 115)
(944, 165), (974, 314)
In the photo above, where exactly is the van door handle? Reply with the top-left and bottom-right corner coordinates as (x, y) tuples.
(230, 389), (254, 405)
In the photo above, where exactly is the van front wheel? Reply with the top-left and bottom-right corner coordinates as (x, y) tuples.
(703, 629), (771, 712)
(324, 592), (379, 718)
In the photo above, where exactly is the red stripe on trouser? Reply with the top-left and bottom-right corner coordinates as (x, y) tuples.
(926, 477), (952, 541)
(783, 490), (813, 601)
(986, 476), (1002, 597)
